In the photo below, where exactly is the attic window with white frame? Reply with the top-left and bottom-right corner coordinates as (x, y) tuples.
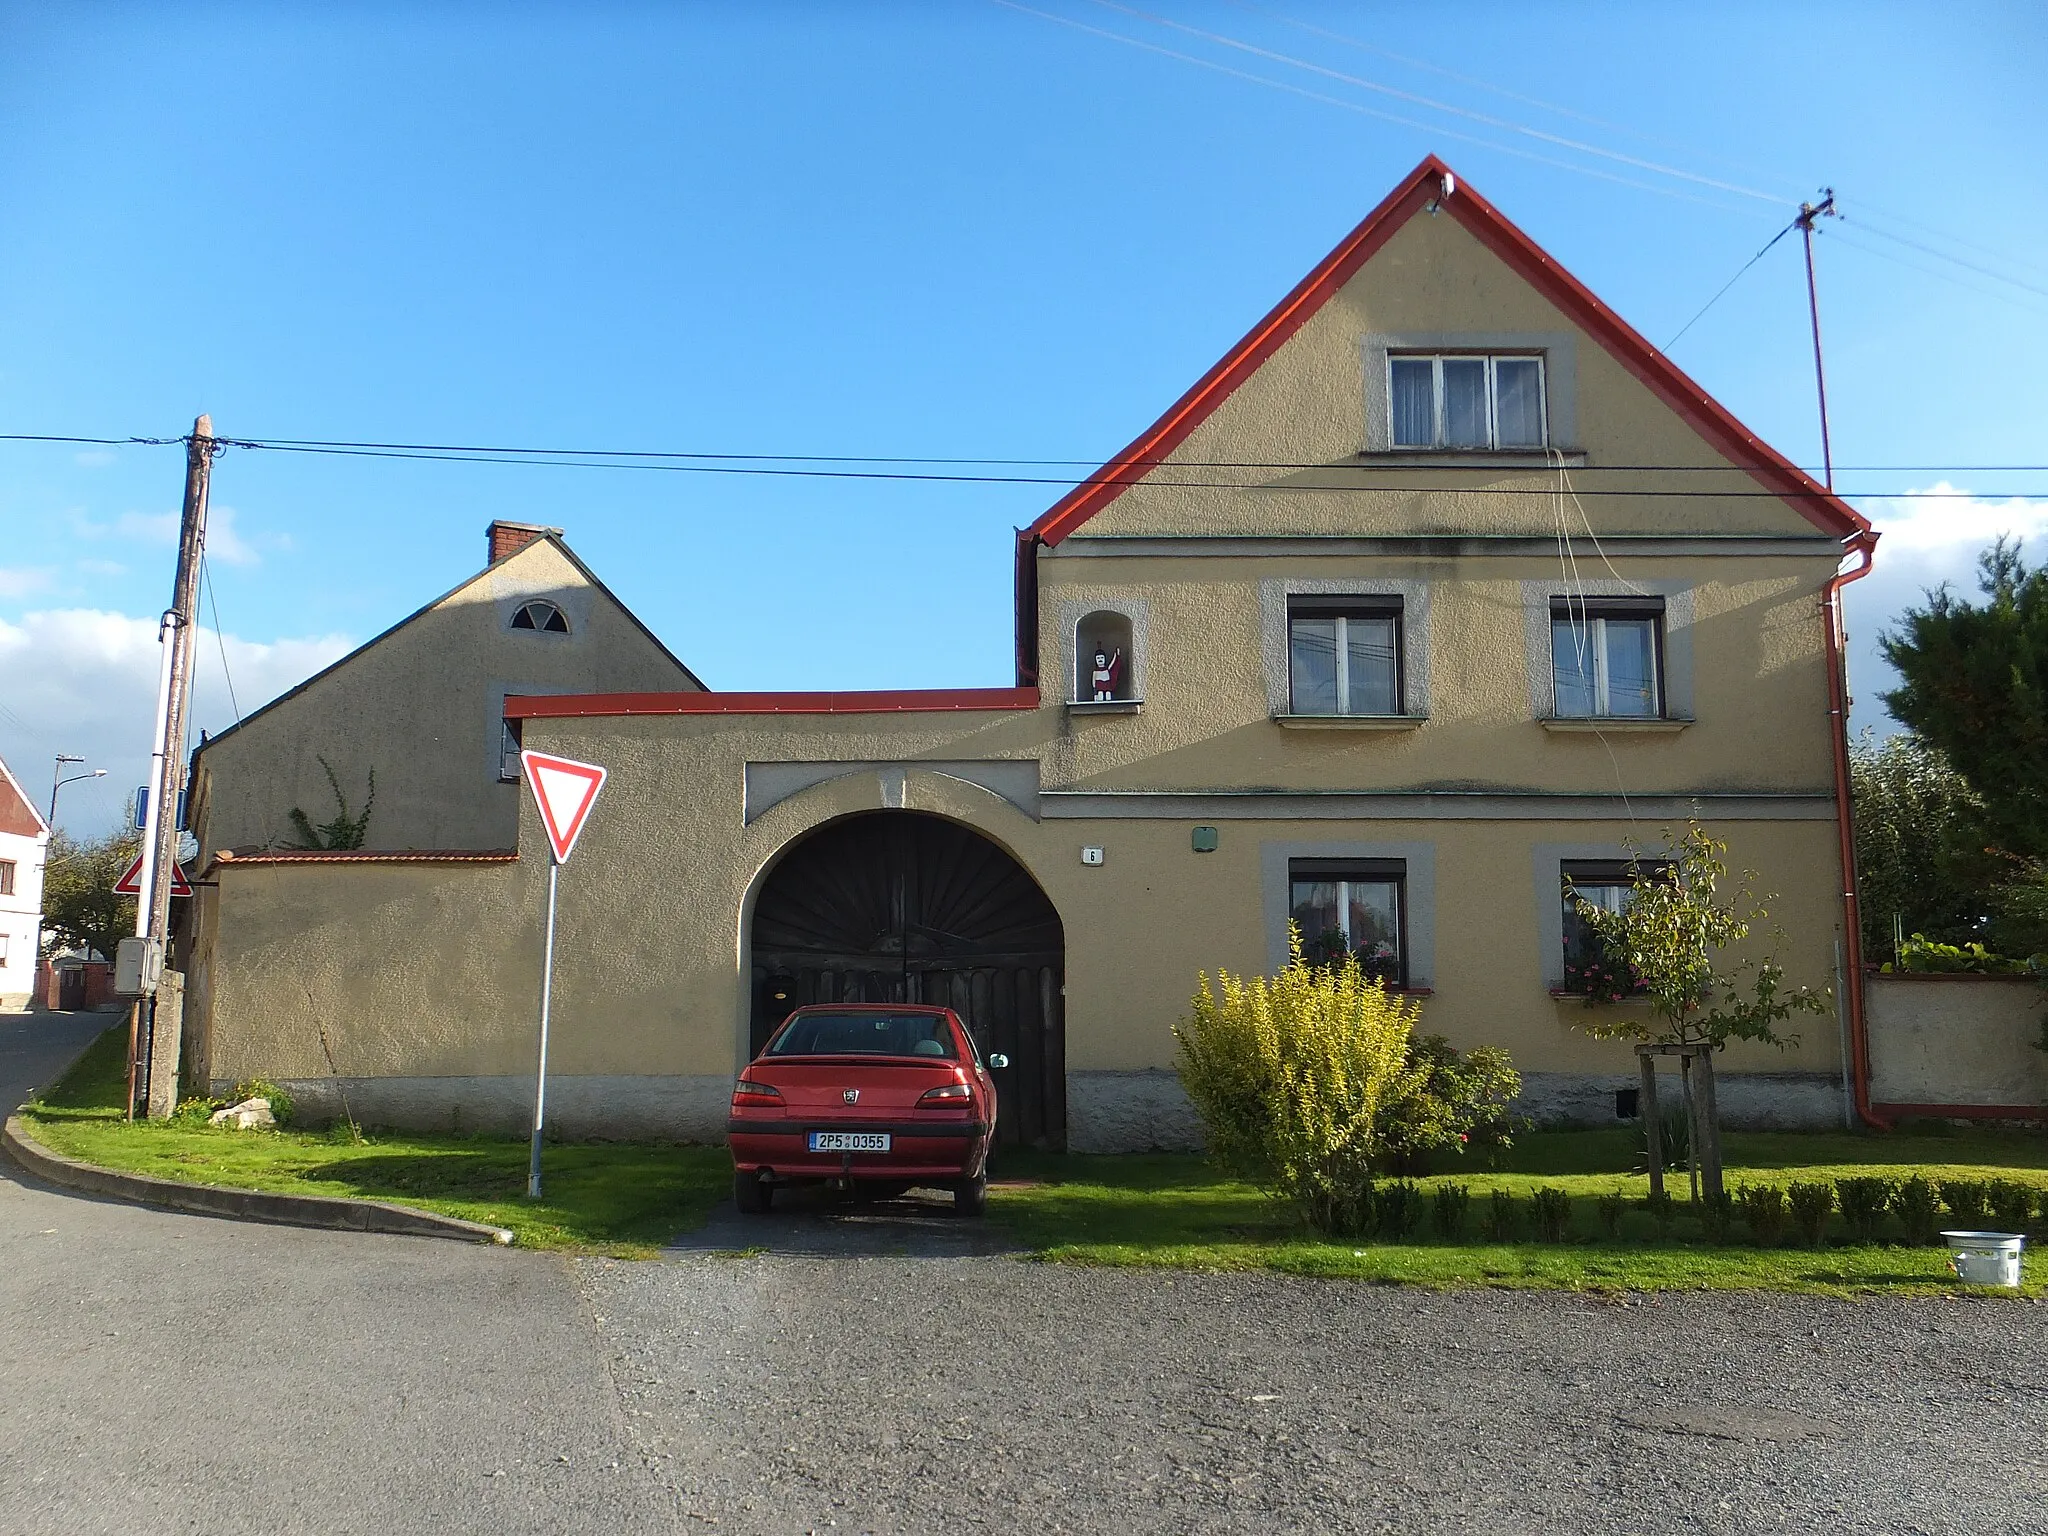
(510, 599), (569, 634)
(1389, 354), (1546, 450)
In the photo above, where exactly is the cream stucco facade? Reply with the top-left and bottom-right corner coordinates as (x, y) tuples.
(190, 528), (701, 860)
(187, 159), (1878, 1147)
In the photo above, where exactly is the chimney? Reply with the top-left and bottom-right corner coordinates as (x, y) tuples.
(487, 520), (563, 565)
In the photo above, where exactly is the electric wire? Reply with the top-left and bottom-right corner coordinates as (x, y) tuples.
(989, 1), (1763, 214)
(6, 433), (2048, 492)
(1661, 218), (1800, 352)
(199, 554), (242, 723)
(1082, 0), (1789, 205)
(1231, 0), (1794, 193)
(1825, 231), (2048, 320)
(1844, 221), (2048, 303)
(210, 440), (2048, 497)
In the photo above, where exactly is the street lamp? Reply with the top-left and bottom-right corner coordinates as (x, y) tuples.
(48, 755), (107, 826)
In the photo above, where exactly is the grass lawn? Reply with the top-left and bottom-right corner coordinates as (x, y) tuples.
(19, 1025), (2048, 1290)
(15, 1026), (729, 1257)
(983, 1131), (2048, 1297)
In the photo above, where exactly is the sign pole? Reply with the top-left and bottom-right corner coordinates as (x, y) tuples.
(528, 855), (560, 1199)
(515, 745), (607, 1201)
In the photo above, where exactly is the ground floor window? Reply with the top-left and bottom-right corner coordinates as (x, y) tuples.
(1559, 859), (1667, 994)
(1289, 859), (1405, 986)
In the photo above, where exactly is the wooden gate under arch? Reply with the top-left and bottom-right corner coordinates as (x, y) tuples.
(749, 811), (1066, 1150)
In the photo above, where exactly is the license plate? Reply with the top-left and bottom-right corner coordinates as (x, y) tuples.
(808, 1131), (890, 1152)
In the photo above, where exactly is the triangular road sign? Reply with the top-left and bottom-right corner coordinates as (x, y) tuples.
(521, 750), (608, 865)
(114, 853), (192, 898)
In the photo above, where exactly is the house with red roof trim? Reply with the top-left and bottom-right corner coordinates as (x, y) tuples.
(186, 159), (1880, 1148)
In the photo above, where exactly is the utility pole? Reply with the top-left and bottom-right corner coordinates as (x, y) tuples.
(1795, 190), (1839, 491)
(126, 415), (216, 1120)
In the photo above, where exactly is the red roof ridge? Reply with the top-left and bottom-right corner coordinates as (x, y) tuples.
(506, 687), (1040, 720)
(1025, 154), (1873, 550)
(213, 848), (519, 865)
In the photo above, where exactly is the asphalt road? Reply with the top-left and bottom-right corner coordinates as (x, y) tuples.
(4, 1016), (2045, 1535)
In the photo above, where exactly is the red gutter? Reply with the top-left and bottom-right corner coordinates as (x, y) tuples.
(506, 687), (1040, 720)
(1823, 531), (1887, 1129)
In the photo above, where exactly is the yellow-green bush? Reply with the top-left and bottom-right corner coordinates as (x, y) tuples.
(1175, 933), (1430, 1237)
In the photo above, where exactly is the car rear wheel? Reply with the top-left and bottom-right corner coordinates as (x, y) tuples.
(953, 1171), (988, 1218)
(734, 1170), (773, 1214)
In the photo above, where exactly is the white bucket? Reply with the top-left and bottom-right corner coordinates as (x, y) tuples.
(1942, 1230), (2026, 1288)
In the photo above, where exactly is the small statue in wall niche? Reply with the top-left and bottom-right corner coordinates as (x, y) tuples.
(1089, 645), (1123, 702)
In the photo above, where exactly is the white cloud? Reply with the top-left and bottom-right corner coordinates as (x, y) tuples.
(75, 559), (127, 578)
(0, 608), (353, 834)
(1843, 485), (2048, 735)
(1860, 481), (2048, 553)
(204, 504), (261, 567)
(67, 502), (273, 568)
(0, 567), (55, 598)
(73, 450), (115, 468)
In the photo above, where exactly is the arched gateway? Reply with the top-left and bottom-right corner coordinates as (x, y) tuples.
(749, 811), (1066, 1149)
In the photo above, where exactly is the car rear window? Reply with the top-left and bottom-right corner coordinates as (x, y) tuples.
(767, 1011), (958, 1060)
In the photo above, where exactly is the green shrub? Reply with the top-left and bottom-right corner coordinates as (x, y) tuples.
(1700, 1190), (1735, 1244)
(1885, 935), (2034, 974)
(1939, 1179), (1992, 1228)
(1379, 1033), (1522, 1173)
(1374, 1179), (1424, 1240)
(1890, 1175), (1942, 1245)
(230, 1079), (293, 1126)
(1836, 1177), (1895, 1243)
(1595, 1190), (1627, 1240)
(1176, 933), (1451, 1237)
(1642, 1189), (1676, 1239)
(1988, 1180), (2038, 1233)
(170, 1096), (222, 1126)
(1483, 1189), (1520, 1243)
(1788, 1181), (1834, 1246)
(1736, 1184), (1788, 1246)
(1432, 1182), (1471, 1240)
(1531, 1187), (1572, 1243)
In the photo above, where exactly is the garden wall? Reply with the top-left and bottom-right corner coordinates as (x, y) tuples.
(1866, 974), (2048, 1112)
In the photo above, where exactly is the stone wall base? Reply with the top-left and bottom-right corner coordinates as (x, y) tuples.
(1515, 1070), (1847, 1131)
(1066, 1070), (1205, 1153)
(219, 1074), (736, 1143)
(217, 1065), (1850, 1148)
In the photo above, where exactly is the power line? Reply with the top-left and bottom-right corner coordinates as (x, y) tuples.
(200, 554), (242, 724)
(1826, 231), (2048, 319)
(1662, 218), (1800, 352)
(1847, 220), (2048, 303)
(989, 1), (1762, 214)
(7, 431), (2048, 477)
(214, 438), (2048, 496)
(1232, 0), (1793, 193)
(1083, 0), (1789, 205)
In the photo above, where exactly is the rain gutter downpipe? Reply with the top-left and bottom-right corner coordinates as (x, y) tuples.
(1823, 529), (1887, 1130)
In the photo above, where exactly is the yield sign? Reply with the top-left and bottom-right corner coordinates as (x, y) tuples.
(114, 853), (192, 898)
(520, 750), (607, 865)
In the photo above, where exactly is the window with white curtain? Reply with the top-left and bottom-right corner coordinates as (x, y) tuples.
(1290, 859), (1406, 985)
(1389, 354), (1546, 450)
(1287, 598), (1403, 716)
(1550, 598), (1663, 718)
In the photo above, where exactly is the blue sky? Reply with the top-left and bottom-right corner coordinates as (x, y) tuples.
(4, 2), (2046, 832)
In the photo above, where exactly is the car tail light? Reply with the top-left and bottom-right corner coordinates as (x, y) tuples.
(732, 1078), (783, 1107)
(918, 1083), (972, 1104)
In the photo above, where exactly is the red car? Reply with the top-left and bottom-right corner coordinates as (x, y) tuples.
(728, 1004), (1008, 1216)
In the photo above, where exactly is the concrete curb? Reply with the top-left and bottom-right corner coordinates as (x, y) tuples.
(2, 1115), (516, 1246)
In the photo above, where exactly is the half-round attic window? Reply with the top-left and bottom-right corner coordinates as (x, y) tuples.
(511, 599), (570, 634)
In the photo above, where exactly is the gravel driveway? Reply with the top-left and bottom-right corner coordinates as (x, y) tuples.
(5, 1017), (2045, 1534)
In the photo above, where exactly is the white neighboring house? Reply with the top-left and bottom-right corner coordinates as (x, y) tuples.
(0, 755), (51, 1010)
